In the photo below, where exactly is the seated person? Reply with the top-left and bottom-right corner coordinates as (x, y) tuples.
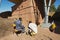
(49, 22), (56, 32)
(28, 21), (37, 36)
(13, 18), (25, 35)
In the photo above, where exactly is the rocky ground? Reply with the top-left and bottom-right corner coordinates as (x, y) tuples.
(0, 26), (60, 40)
(0, 18), (60, 40)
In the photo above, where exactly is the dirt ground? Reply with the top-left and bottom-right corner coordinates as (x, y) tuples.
(0, 18), (60, 40)
(0, 26), (60, 40)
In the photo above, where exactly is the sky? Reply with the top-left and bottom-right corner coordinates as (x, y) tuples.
(54, 0), (60, 8)
(0, 0), (15, 13)
(0, 0), (60, 13)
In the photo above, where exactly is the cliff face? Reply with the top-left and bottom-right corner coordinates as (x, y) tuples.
(11, 0), (36, 27)
(9, 0), (55, 27)
(9, 0), (43, 27)
(9, 0), (55, 4)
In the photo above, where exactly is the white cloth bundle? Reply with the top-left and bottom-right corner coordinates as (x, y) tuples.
(29, 23), (37, 33)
